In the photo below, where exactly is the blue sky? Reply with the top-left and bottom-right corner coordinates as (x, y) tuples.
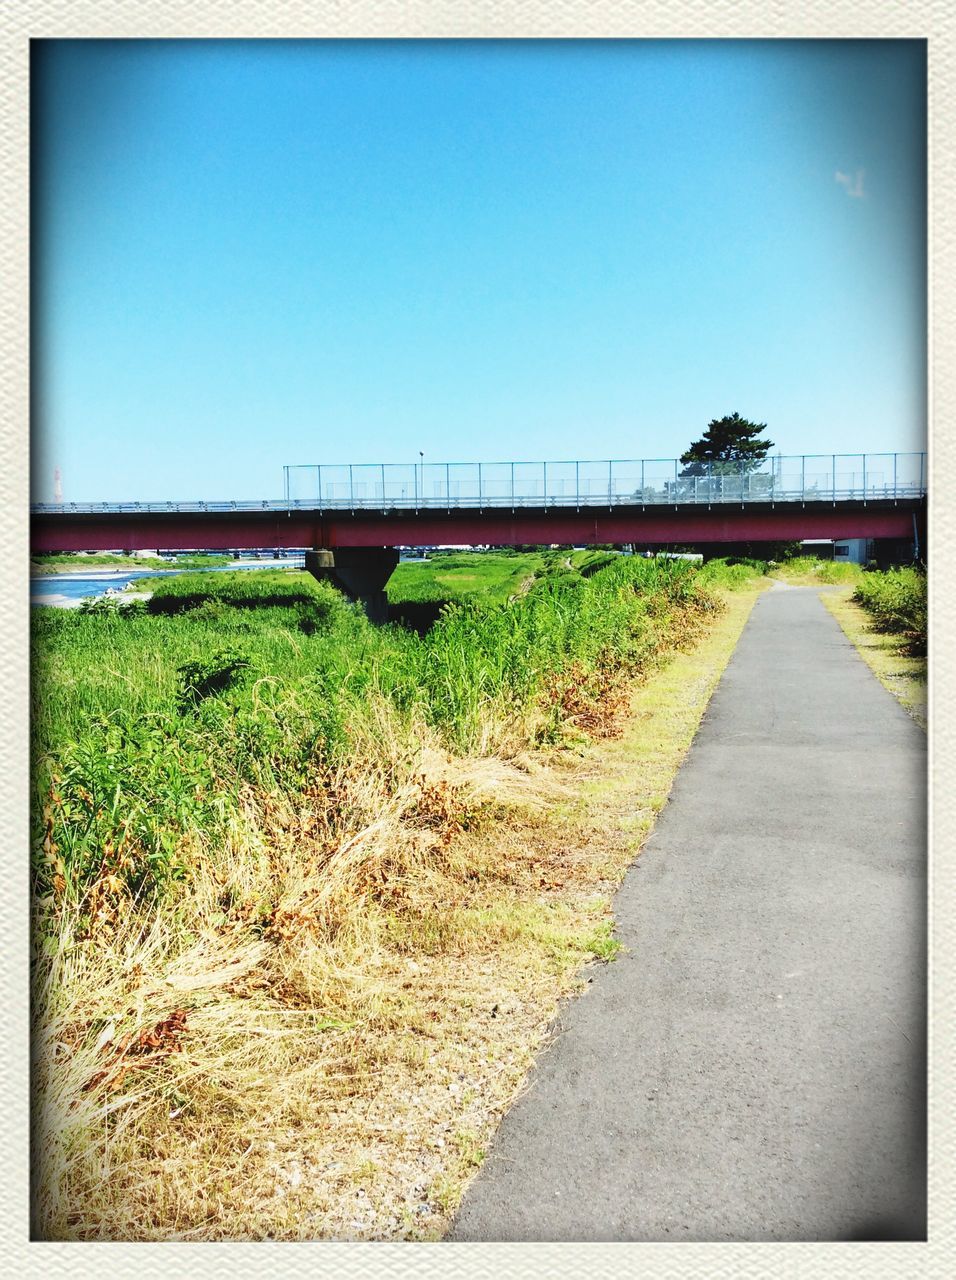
(32, 39), (926, 502)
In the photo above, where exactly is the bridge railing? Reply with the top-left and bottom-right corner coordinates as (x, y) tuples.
(281, 452), (925, 509)
(30, 452), (925, 514)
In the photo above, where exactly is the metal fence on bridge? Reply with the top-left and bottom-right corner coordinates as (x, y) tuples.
(282, 452), (925, 510)
(31, 452), (925, 515)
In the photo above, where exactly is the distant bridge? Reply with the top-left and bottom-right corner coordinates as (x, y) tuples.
(32, 451), (926, 550)
(31, 451), (926, 617)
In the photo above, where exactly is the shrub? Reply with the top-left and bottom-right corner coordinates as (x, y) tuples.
(147, 571), (328, 614)
(176, 649), (251, 711)
(853, 568), (927, 655)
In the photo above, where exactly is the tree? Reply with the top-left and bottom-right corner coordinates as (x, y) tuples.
(679, 412), (774, 476)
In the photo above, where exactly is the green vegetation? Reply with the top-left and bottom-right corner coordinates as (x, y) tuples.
(386, 550), (615, 631)
(387, 551), (553, 607)
(853, 567), (927, 656)
(770, 555), (864, 585)
(167, 554), (233, 570)
(567, 549), (618, 576)
(698, 557), (768, 589)
(33, 554), (737, 906)
(32, 552), (232, 574)
(143, 569), (323, 613)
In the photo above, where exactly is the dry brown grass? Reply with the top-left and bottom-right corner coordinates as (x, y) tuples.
(32, 588), (762, 1241)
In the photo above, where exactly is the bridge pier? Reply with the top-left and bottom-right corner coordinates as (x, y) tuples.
(305, 547), (399, 622)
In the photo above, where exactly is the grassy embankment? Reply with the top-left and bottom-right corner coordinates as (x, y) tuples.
(384, 549), (624, 629)
(388, 550), (554, 601)
(32, 553), (232, 575)
(32, 551), (765, 1239)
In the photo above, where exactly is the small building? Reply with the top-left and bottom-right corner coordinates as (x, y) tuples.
(799, 538), (871, 564)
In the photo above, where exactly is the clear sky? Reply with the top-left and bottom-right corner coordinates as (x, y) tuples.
(32, 39), (926, 502)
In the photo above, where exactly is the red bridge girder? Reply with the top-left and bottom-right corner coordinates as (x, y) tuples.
(31, 500), (922, 554)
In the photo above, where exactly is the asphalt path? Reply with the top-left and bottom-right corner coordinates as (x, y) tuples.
(449, 585), (926, 1242)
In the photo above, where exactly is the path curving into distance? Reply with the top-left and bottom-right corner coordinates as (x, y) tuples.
(449, 585), (926, 1242)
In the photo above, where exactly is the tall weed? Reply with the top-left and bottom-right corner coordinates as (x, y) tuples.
(33, 555), (723, 903)
(853, 568), (927, 655)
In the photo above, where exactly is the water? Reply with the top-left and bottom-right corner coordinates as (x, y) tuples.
(30, 557), (307, 607)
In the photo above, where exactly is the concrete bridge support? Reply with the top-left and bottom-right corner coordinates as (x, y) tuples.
(305, 547), (399, 622)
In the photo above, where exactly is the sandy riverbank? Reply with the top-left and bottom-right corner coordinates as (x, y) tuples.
(31, 590), (156, 609)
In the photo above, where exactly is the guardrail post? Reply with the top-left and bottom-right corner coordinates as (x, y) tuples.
(543, 460), (548, 508)
(831, 455), (835, 502)
(862, 453), (867, 500)
(640, 459), (644, 500)
(446, 461), (450, 506)
(576, 460), (580, 506)
(381, 463), (386, 507)
(893, 452), (898, 499)
(349, 464), (354, 509)
(801, 455), (805, 502)
(511, 461), (515, 508)
(283, 466), (289, 504)
(477, 462), (482, 508)
(609, 460), (614, 505)
(673, 458), (678, 504)
(414, 460), (419, 508)
(740, 458), (745, 503)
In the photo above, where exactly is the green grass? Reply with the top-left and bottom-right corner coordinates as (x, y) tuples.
(567, 549), (619, 576)
(698, 557), (769, 590)
(387, 551), (557, 607)
(143, 569), (325, 612)
(770, 556), (863, 585)
(33, 553), (728, 905)
(852, 567), (927, 655)
(32, 553), (232, 574)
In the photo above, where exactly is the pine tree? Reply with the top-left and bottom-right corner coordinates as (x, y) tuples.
(679, 413), (774, 475)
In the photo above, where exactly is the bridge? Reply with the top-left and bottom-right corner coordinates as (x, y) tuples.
(31, 451), (926, 618)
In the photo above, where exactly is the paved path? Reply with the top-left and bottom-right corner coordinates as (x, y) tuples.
(449, 586), (926, 1242)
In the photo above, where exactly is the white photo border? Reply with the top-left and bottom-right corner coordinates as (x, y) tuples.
(2, 4), (952, 1276)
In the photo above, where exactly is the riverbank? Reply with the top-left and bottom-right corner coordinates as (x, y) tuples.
(34, 558), (303, 580)
(30, 559), (306, 608)
(32, 558), (766, 1240)
(32, 590), (157, 610)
